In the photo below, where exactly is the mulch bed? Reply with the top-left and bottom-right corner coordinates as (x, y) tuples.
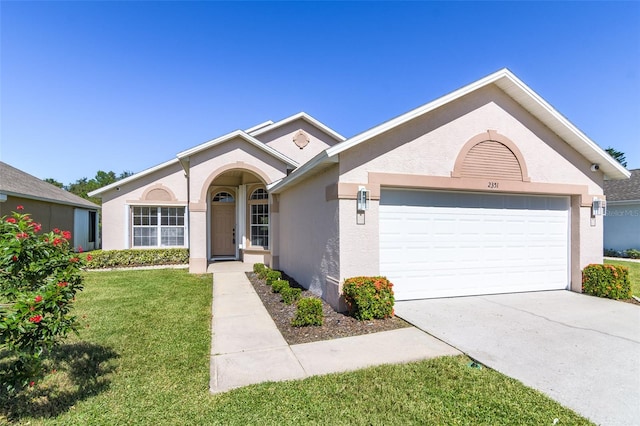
(246, 272), (410, 345)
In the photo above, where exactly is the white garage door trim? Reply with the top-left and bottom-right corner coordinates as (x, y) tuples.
(380, 189), (570, 300)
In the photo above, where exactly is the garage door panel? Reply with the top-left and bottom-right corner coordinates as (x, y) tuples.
(380, 190), (569, 300)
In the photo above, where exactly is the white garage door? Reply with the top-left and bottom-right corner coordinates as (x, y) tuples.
(380, 189), (570, 300)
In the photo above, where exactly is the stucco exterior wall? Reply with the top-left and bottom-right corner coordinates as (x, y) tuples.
(336, 85), (605, 293)
(187, 138), (290, 272)
(255, 120), (341, 166)
(278, 165), (340, 303)
(100, 161), (188, 250)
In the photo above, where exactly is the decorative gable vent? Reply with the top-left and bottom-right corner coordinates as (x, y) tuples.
(293, 129), (310, 149)
(452, 130), (530, 182)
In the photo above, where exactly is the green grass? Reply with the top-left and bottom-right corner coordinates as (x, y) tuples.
(1, 269), (592, 425)
(604, 259), (640, 296)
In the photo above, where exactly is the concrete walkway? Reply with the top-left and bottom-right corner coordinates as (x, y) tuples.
(209, 262), (460, 393)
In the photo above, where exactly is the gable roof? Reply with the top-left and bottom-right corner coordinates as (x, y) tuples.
(88, 158), (181, 197)
(0, 162), (99, 209)
(248, 112), (346, 142)
(176, 129), (299, 167)
(270, 68), (631, 193)
(604, 169), (640, 202)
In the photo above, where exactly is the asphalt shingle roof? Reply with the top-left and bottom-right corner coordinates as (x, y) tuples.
(604, 169), (640, 202)
(0, 162), (99, 209)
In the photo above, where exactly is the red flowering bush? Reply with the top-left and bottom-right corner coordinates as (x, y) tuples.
(0, 208), (84, 394)
(342, 276), (395, 320)
(582, 264), (631, 300)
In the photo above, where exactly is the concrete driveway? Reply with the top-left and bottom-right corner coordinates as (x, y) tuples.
(395, 291), (640, 426)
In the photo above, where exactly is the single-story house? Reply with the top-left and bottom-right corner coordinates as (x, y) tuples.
(89, 69), (630, 309)
(0, 161), (100, 251)
(604, 168), (639, 252)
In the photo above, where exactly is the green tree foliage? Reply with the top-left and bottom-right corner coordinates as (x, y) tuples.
(43, 170), (133, 205)
(605, 147), (627, 168)
(43, 178), (64, 189)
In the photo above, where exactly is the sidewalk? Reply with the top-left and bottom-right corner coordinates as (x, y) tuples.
(208, 262), (460, 393)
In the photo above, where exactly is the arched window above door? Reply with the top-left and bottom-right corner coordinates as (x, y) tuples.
(212, 192), (235, 203)
(250, 188), (268, 200)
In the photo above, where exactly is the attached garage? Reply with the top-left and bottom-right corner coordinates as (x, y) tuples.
(380, 189), (570, 300)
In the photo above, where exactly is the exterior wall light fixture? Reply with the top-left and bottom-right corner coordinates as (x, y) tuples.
(357, 186), (369, 212)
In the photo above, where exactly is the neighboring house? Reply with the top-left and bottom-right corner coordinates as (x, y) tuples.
(604, 169), (639, 252)
(0, 161), (100, 251)
(89, 69), (630, 309)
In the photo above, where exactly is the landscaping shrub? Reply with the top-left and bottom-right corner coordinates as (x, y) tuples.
(253, 263), (266, 274)
(582, 264), (632, 300)
(291, 298), (323, 327)
(266, 270), (282, 286)
(1, 207), (84, 394)
(258, 266), (270, 280)
(280, 286), (302, 305)
(604, 248), (640, 259)
(271, 279), (289, 294)
(84, 248), (188, 268)
(343, 276), (395, 320)
(625, 249), (640, 259)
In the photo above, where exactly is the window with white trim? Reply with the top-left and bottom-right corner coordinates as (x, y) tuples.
(249, 188), (269, 247)
(132, 206), (186, 247)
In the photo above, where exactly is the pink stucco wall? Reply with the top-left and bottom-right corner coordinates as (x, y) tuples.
(255, 119), (341, 166)
(277, 165), (340, 300)
(100, 161), (188, 250)
(335, 85), (605, 293)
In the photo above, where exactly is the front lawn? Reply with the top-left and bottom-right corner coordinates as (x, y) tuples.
(605, 259), (640, 296)
(1, 269), (591, 425)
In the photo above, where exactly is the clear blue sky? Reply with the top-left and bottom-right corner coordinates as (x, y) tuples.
(1, 1), (639, 184)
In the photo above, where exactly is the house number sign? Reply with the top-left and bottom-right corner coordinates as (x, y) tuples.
(488, 181), (499, 189)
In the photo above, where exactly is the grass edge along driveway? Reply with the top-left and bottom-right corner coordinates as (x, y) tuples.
(1, 269), (593, 425)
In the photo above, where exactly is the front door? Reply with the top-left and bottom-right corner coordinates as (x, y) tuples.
(212, 203), (236, 257)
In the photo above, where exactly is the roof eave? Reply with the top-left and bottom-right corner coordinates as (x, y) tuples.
(0, 190), (100, 210)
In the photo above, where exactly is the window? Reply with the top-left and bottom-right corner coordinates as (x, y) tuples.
(88, 211), (97, 243)
(132, 206), (186, 247)
(249, 188), (269, 247)
(212, 192), (235, 203)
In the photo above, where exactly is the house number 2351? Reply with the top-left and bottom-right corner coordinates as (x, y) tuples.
(488, 182), (499, 189)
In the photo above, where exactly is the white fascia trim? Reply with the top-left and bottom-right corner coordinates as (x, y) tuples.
(88, 158), (181, 197)
(245, 120), (274, 133)
(269, 150), (338, 193)
(176, 130), (299, 168)
(496, 72), (630, 181)
(249, 112), (346, 142)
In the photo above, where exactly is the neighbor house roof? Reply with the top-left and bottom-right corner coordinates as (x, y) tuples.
(604, 169), (640, 202)
(270, 68), (631, 193)
(0, 162), (99, 209)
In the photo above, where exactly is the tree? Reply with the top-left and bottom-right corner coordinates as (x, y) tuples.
(605, 147), (627, 168)
(43, 178), (64, 189)
(42, 170), (134, 206)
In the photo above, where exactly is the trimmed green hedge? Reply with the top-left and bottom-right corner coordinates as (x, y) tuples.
(582, 263), (631, 300)
(343, 276), (395, 320)
(291, 298), (323, 327)
(84, 248), (189, 269)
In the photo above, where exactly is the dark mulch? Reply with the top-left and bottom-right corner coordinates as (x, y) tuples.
(246, 272), (410, 345)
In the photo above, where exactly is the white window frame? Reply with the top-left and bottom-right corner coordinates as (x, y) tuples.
(131, 206), (187, 248)
(248, 188), (269, 249)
